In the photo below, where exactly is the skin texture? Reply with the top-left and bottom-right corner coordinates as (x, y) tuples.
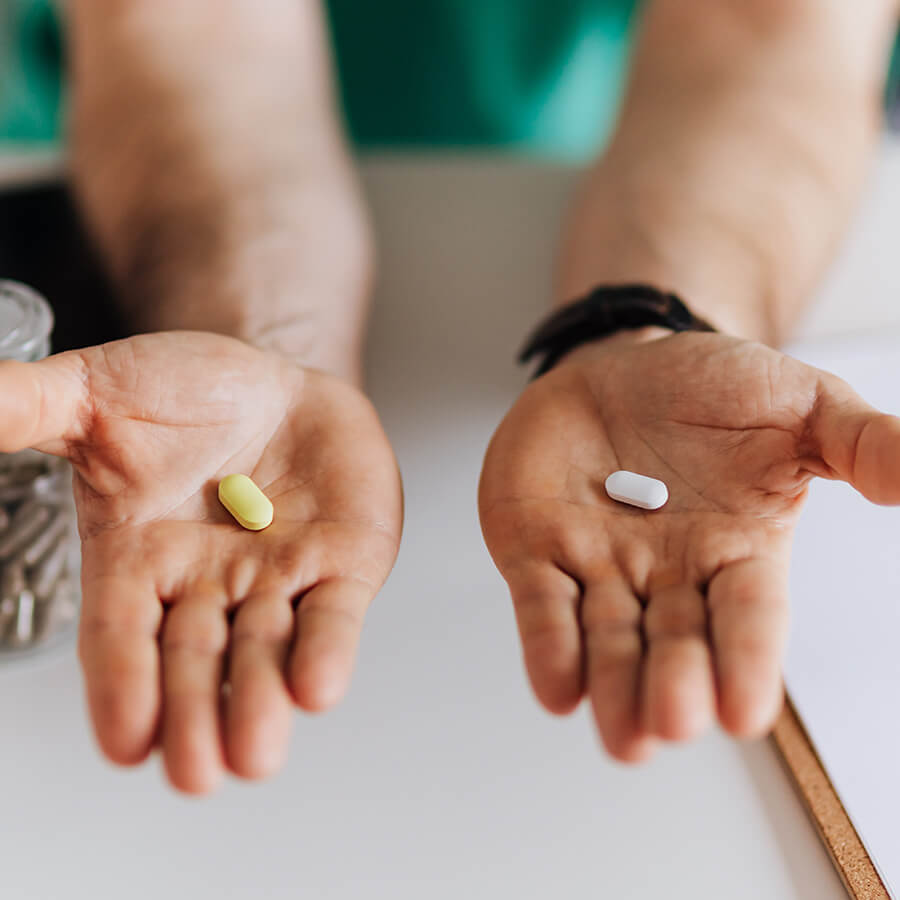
(64, 2), (384, 791)
(60, 0), (900, 788)
(69, 0), (372, 381)
(0, 332), (402, 793)
(477, 0), (900, 756)
(558, 0), (898, 340)
(480, 331), (900, 761)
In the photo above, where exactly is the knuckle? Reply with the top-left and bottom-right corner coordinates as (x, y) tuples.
(581, 592), (640, 633)
(644, 606), (706, 640)
(518, 615), (576, 644)
(161, 606), (227, 654)
(584, 625), (642, 669)
(295, 601), (363, 631)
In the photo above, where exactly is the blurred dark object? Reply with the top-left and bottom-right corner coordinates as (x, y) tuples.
(0, 182), (125, 352)
(886, 32), (900, 132)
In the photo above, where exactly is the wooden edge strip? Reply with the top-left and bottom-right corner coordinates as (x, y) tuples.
(771, 695), (890, 899)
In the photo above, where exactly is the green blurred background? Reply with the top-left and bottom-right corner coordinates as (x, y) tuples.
(0, 0), (638, 160)
(3, 0), (899, 161)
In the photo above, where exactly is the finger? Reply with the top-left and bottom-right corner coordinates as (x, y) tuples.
(0, 353), (87, 454)
(159, 591), (229, 794)
(708, 558), (788, 738)
(582, 576), (655, 763)
(811, 375), (900, 504)
(642, 583), (715, 742)
(288, 576), (375, 712)
(507, 564), (584, 714)
(78, 573), (162, 766)
(225, 591), (295, 780)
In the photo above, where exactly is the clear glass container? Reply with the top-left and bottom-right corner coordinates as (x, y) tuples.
(0, 281), (79, 663)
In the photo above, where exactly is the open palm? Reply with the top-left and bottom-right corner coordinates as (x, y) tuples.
(480, 331), (900, 762)
(0, 331), (402, 792)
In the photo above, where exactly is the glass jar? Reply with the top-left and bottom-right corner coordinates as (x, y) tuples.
(0, 281), (79, 663)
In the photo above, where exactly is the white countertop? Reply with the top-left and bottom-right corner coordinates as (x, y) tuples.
(0, 147), (64, 191)
(5, 141), (900, 899)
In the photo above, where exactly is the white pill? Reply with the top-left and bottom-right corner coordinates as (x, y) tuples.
(604, 470), (668, 510)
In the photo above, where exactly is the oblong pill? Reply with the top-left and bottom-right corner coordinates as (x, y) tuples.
(218, 474), (274, 531)
(604, 470), (668, 511)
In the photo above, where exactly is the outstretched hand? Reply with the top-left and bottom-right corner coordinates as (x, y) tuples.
(479, 330), (900, 762)
(0, 331), (402, 792)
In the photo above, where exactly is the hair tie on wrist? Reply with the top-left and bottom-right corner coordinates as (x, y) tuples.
(519, 283), (717, 378)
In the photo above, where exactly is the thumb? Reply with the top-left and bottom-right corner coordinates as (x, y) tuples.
(0, 352), (88, 455)
(812, 372), (900, 505)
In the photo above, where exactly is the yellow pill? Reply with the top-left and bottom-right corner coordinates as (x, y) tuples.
(218, 474), (274, 531)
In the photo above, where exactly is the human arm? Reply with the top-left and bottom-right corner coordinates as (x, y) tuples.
(43, 1), (404, 793)
(68, 0), (370, 379)
(558, 0), (898, 342)
(480, 0), (900, 761)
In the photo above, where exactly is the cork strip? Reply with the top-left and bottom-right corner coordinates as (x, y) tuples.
(771, 696), (890, 900)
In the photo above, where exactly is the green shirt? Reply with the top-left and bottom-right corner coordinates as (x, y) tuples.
(4, 2), (899, 160)
(0, 0), (639, 160)
(0, 0), (61, 147)
(328, 0), (638, 157)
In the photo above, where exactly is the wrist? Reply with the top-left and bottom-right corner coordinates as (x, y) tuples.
(119, 186), (373, 385)
(554, 325), (674, 367)
(556, 176), (777, 344)
(130, 261), (370, 384)
(242, 314), (366, 386)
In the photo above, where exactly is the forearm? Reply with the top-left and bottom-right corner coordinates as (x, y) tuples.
(557, 0), (899, 343)
(67, 0), (370, 379)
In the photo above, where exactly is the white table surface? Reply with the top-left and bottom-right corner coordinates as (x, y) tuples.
(5, 141), (900, 899)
